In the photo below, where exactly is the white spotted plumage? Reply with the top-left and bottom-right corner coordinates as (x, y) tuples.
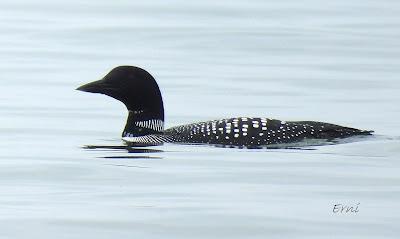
(122, 117), (372, 147)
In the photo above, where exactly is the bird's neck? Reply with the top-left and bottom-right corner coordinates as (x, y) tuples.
(122, 110), (164, 137)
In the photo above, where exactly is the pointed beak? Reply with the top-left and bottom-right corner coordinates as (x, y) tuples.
(76, 79), (106, 93)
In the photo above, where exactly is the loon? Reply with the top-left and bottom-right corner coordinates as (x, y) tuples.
(77, 66), (373, 148)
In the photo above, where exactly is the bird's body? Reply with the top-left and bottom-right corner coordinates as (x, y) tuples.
(77, 66), (372, 148)
(122, 117), (371, 147)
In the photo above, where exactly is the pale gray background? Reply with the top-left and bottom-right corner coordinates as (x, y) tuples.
(1, 0), (399, 238)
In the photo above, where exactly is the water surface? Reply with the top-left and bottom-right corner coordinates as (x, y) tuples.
(1, 0), (400, 238)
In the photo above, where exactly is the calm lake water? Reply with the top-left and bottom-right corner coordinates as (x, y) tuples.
(1, 0), (400, 238)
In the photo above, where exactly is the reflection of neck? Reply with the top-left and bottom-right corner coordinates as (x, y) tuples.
(122, 110), (164, 137)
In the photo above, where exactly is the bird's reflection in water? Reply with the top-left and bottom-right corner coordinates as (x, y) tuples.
(83, 145), (163, 159)
(82, 135), (375, 160)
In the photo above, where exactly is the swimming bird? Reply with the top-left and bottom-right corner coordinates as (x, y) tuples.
(77, 66), (373, 148)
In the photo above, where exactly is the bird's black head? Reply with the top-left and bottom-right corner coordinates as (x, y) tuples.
(77, 66), (164, 121)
